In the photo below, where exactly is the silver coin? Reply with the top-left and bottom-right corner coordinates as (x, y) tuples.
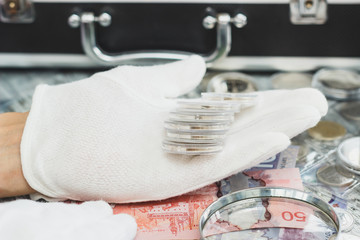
(165, 130), (226, 143)
(316, 164), (355, 187)
(164, 120), (231, 132)
(334, 208), (355, 233)
(169, 111), (235, 123)
(271, 72), (313, 89)
(339, 102), (360, 121)
(162, 140), (222, 155)
(313, 69), (360, 100)
(176, 99), (241, 113)
(318, 69), (360, 90)
(335, 164), (356, 179)
(207, 72), (257, 93)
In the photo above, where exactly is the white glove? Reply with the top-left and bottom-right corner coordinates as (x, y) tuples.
(0, 200), (136, 240)
(21, 55), (328, 203)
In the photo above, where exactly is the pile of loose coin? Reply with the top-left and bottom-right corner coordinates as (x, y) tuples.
(162, 93), (258, 155)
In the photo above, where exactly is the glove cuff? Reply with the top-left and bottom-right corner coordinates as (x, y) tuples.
(21, 84), (60, 199)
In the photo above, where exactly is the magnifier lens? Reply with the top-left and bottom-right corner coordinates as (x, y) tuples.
(200, 188), (340, 240)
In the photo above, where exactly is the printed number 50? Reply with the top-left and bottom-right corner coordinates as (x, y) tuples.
(282, 211), (306, 222)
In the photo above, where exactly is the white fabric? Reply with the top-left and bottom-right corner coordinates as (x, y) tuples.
(0, 200), (136, 240)
(21, 55), (328, 203)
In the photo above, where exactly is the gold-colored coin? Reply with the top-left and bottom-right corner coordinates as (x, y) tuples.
(308, 121), (346, 141)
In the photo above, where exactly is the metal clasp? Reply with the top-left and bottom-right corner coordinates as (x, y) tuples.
(0, 0), (35, 23)
(290, 0), (327, 24)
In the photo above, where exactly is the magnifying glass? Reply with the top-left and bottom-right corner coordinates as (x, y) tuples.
(199, 187), (341, 240)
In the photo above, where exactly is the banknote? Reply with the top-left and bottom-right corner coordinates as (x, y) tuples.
(114, 167), (304, 240)
(113, 184), (219, 240)
(246, 145), (299, 171)
(204, 228), (337, 240)
(278, 228), (337, 240)
(204, 228), (281, 240)
(204, 168), (309, 239)
(220, 168), (303, 195)
(219, 145), (300, 195)
(202, 197), (315, 238)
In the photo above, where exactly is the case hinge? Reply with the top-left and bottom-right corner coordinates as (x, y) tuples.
(290, 0), (327, 24)
(0, 0), (35, 23)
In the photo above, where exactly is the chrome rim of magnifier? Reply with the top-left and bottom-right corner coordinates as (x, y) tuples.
(199, 187), (341, 239)
(337, 137), (360, 175)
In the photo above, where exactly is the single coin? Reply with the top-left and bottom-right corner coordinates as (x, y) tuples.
(335, 164), (356, 179)
(165, 130), (226, 143)
(176, 99), (241, 113)
(317, 69), (360, 90)
(169, 111), (234, 123)
(308, 121), (347, 141)
(334, 208), (355, 233)
(164, 120), (231, 132)
(316, 164), (355, 187)
(162, 140), (222, 155)
(339, 102), (360, 121)
(207, 72), (257, 93)
(271, 72), (313, 89)
(313, 69), (360, 100)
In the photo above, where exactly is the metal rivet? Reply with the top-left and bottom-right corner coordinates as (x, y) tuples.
(98, 12), (112, 27)
(232, 13), (247, 28)
(203, 15), (217, 29)
(68, 14), (80, 28)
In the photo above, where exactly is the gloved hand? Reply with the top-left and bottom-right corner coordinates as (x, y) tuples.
(0, 200), (136, 240)
(21, 55), (328, 203)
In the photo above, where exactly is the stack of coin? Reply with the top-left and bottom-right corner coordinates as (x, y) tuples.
(162, 93), (259, 155)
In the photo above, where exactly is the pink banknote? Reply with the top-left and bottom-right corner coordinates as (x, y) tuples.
(203, 168), (309, 238)
(202, 199), (314, 238)
(113, 184), (219, 240)
(244, 168), (304, 191)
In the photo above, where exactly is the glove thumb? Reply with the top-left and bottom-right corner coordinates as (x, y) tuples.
(98, 55), (206, 99)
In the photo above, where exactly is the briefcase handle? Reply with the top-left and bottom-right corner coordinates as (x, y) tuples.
(68, 12), (247, 67)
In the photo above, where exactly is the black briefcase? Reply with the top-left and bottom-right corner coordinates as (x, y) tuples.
(1, 0), (360, 71)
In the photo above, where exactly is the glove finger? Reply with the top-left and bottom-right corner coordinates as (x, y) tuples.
(254, 88), (328, 117)
(97, 55), (206, 99)
(0, 200), (137, 240)
(212, 131), (291, 180)
(148, 132), (289, 201)
(231, 104), (322, 139)
(172, 131), (290, 194)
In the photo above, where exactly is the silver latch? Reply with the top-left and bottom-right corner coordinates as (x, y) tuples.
(290, 0), (327, 24)
(0, 0), (35, 23)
